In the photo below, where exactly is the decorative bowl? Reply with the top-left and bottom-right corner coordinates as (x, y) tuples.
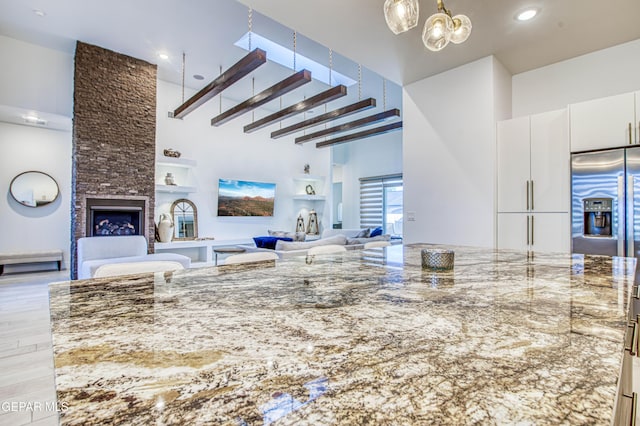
(421, 248), (454, 270)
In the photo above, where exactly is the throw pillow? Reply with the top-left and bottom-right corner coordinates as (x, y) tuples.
(370, 227), (383, 237)
(267, 230), (306, 241)
(355, 228), (370, 238)
(253, 236), (293, 250)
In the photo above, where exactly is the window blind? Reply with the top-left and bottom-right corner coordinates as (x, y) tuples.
(359, 174), (402, 229)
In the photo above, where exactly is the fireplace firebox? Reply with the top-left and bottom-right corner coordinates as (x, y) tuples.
(85, 198), (146, 238)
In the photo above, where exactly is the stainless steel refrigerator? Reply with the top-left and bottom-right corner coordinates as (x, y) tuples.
(571, 147), (640, 259)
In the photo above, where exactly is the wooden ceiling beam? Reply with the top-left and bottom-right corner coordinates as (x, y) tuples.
(244, 85), (347, 133)
(211, 70), (312, 127)
(315, 121), (403, 148)
(270, 98), (376, 139)
(295, 109), (400, 144)
(172, 48), (267, 119)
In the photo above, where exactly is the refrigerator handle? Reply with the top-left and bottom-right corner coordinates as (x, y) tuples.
(526, 181), (529, 211)
(526, 215), (530, 246)
(628, 175), (635, 258)
(618, 176), (625, 257)
(531, 180), (534, 211)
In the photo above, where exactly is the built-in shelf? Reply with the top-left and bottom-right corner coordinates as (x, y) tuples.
(155, 238), (253, 265)
(292, 195), (326, 201)
(155, 184), (197, 193)
(156, 157), (197, 167)
(293, 175), (326, 201)
(294, 174), (324, 182)
(156, 156), (197, 193)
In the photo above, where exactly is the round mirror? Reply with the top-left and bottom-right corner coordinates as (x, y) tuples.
(10, 171), (60, 208)
(171, 198), (198, 240)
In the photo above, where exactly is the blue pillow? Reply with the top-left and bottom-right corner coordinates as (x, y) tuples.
(253, 236), (293, 250)
(370, 227), (383, 237)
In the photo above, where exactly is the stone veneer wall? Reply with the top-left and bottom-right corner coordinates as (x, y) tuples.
(71, 42), (157, 279)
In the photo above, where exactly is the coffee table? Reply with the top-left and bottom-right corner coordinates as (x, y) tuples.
(213, 247), (246, 265)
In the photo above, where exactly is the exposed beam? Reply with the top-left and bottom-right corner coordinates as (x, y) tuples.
(315, 121), (403, 148)
(172, 49), (267, 119)
(211, 70), (312, 127)
(270, 98), (376, 139)
(244, 85), (347, 133)
(295, 109), (400, 144)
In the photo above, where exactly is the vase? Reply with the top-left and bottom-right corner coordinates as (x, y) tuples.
(157, 213), (174, 242)
(164, 172), (176, 185)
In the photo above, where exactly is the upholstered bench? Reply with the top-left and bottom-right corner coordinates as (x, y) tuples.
(0, 249), (63, 275)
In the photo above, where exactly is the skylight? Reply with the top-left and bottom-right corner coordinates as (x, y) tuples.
(234, 32), (357, 87)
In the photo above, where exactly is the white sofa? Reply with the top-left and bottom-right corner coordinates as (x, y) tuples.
(238, 229), (395, 259)
(77, 236), (191, 279)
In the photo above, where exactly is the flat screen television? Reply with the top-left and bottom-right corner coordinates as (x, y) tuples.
(217, 179), (276, 217)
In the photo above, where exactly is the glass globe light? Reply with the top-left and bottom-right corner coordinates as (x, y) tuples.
(384, 0), (419, 35)
(422, 12), (453, 52)
(450, 14), (472, 44)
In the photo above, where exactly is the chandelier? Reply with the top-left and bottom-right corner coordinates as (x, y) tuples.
(383, 0), (472, 52)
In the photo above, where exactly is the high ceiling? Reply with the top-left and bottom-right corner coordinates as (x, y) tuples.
(0, 0), (638, 117)
(239, 0), (640, 85)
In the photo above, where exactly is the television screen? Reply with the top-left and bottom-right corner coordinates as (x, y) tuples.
(217, 179), (276, 217)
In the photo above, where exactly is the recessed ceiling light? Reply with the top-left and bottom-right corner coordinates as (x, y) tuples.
(193, 74), (204, 80)
(158, 52), (169, 60)
(516, 8), (538, 21)
(32, 9), (46, 17)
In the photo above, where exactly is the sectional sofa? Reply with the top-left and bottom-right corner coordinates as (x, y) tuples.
(238, 229), (395, 258)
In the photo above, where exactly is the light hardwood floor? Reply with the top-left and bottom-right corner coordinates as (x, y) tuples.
(0, 270), (69, 426)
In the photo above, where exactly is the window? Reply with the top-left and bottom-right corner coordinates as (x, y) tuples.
(359, 174), (403, 236)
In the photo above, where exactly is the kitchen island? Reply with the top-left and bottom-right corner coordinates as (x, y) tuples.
(48, 244), (636, 425)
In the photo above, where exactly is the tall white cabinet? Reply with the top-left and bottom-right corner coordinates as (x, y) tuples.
(497, 109), (570, 253)
(569, 91), (640, 152)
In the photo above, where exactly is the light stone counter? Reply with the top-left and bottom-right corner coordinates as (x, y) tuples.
(48, 244), (637, 425)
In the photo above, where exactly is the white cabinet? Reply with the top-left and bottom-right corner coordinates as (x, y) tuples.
(498, 213), (570, 253)
(156, 157), (197, 193)
(497, 116), (530, 212)
(497, 109), (570, 253)
(530, 110), (570, 212)
(497, 213), (528, 251)
(636, 91), (640, 144)
(497, 109), (569, 213)
(569, 92), (637, 152)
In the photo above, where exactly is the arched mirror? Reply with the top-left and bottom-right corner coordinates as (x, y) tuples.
(171, 198), (198, 240)
(10, 171), (60, 208)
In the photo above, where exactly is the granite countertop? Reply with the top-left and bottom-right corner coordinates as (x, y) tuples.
(48, 244), (637, 425)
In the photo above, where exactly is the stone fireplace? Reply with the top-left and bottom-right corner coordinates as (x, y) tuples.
(70, 41), (157, 279)
(85, 197), (148, 238)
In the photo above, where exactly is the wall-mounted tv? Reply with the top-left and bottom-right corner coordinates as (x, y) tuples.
(217, 179), (276, 217)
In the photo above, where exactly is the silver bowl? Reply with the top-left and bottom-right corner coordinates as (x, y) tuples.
(421, 248), (454, 270)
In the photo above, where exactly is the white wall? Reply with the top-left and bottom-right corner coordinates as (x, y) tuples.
(403, 56), (511, 247)
(0, 35), (73, 116)
(0, 123), (72, 272)
(513, 38), (640, 117)
(155, 80), (331, 240)
(0, 36), (73, 273)
(332, 133), (402, 229)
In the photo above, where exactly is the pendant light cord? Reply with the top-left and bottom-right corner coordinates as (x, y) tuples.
(293, 30), (297, 71)
(181, 52), (185, 103)
(358, 64), (362, 101)
(248, 8), (253, 51)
